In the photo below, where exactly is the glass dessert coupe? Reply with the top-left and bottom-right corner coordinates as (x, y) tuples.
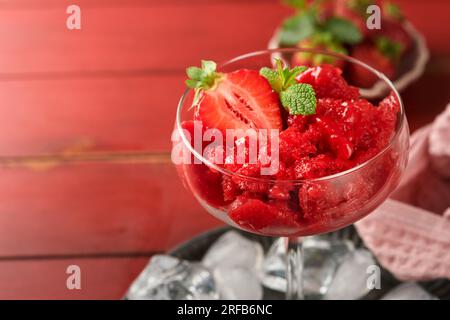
(173, 48), (409, 299)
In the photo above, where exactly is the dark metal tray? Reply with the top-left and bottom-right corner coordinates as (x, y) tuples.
(169, 226), (450, 300)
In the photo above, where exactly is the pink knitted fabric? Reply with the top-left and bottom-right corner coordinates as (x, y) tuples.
(356, 105), (450, 281)
(356, 199), (450, 280)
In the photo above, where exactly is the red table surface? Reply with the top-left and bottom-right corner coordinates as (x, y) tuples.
(0, 0), (448, 299)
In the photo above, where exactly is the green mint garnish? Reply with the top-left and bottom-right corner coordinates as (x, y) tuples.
(324, 17), (362, 45)
(384, 1), (404, 21)
(375, 36), (403, 60)
(259, 68), (282, 93)
(279, 0), (363, 47)
(186, 60), (222, 105)
(260, 59), (316, 115)
(260, 59), (306, 93)
(298, 32), (348, 65)
(282, 0), (307, 11)
(279, 11), (316, 46)
(348, 0), (373, 17)
(280, 83), (317, 116)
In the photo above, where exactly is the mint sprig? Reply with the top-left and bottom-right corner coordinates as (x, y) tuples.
(348, 0), (373, 17)
(282, 0), (307, 11)
(375, 36), (403, 61)
(280, 83), (316, 115)
(384, 1), (404, 21)
(279, 11), (316, 46)
(260, 59), (316, 115)
(186, 60), (223, 105)
(279, 0), (363, 47)
(324, 17), (362, 45)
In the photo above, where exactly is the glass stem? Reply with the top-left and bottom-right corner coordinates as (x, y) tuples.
(285, 236), (304, 300)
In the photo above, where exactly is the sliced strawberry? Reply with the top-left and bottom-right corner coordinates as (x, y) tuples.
(334, 0), (377, 37)
(348, 43), (396, 88)
(187, 62), (282, 132)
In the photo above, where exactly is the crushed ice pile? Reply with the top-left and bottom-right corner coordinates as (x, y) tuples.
(126, 231), (439, 300)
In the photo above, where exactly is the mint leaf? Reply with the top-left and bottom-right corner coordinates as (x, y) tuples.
(324, 17), (362, 44)
(384, 1), (404, 20)
(260, 59), (307, 93)
(348, 0), (373, 17)
(375, 36), (403, 60)
(279, 12), (316, 46)
(260, 59), (316, 115)
(284, 66), (307, 87)
(260, 67), (283, 93)
(282, 0), (306, 10)
(280, 83), (316, 115)
(276, 58), (285, 84)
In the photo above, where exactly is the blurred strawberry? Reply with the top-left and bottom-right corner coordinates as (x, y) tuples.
(383, 0), (405, 21)
(292, 35), (347, 69)
(348, 42), (396, 88)
(371, 18), (412, 55)
(334, 0), (379, 37)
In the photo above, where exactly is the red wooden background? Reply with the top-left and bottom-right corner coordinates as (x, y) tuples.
(0, 0), (448, 299)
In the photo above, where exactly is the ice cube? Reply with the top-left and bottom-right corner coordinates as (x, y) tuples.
(303, 236), (354, 298)
(382, 283), (438, 300)
(324, 249), (376, 300)
(260, 236), (354, 298)
(214, 267), (263, 300)
(202, 231), (264, 271)
(127, 255), (218, 300)
(260, 238), (286, 292)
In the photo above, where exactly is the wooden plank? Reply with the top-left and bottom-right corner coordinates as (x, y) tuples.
(0, 257), (149, 299)
(0, 161), (222, 257)
(0, 74), (185, 156)
(0, 3), (289, 75)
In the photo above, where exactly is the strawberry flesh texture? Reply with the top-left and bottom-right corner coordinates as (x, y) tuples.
(195, 69), (282, 132)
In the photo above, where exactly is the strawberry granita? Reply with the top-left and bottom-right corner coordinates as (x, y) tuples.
(175, 61), (403, 236)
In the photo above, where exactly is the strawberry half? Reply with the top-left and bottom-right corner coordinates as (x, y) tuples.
(186, 61), (282, 132)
